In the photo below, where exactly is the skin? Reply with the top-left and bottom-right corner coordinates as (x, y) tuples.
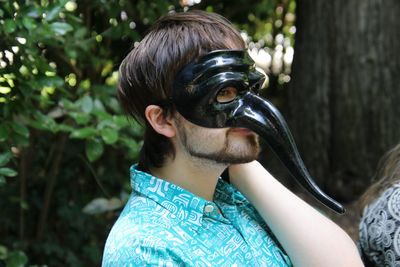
(146, 105), (258, 200)
(174, 113), (260, 165)
(144, 104), (364, 267)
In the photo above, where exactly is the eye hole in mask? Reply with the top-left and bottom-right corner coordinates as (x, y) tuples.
(215, 87), (238, 103)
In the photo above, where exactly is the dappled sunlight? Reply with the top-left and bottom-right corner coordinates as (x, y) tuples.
(180, 0), (202, 7)
(0, 0), (300, 265)
(239, 2), (296, 90)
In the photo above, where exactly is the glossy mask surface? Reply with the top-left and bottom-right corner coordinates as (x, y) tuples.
(173, 50), (264, 128)
(172, 50), (344, 214)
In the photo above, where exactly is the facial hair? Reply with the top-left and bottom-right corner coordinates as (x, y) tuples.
(176, 118), (260, 164)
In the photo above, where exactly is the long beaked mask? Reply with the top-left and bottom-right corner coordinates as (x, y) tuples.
(171, 50), (345, 214)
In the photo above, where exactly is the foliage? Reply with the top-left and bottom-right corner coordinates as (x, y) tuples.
(0, 0), (294, 266)
(196, 0), (296, 95)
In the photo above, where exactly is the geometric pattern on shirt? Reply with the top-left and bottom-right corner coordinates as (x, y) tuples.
(102, 165), (292, 267)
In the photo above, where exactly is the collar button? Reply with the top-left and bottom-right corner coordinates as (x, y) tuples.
(204, 204), (214, 213)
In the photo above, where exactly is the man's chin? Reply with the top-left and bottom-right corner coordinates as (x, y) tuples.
(222, 155), (259, 164)
(188, 149), (259, 165)
(206, 151), (260, 165)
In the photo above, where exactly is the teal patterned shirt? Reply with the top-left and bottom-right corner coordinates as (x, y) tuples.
(102, 165), (292, 266)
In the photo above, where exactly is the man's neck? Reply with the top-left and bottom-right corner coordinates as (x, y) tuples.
(149, 153), (226, 201)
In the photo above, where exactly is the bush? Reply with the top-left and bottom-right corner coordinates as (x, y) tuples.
(0, 0), (293, 265)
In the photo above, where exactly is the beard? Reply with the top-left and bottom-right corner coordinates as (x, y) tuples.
(176, 118), (260, 165)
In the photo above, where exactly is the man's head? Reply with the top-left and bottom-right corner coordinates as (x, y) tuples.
(118, 10), (345, 213)
(118, 10), (252, 170)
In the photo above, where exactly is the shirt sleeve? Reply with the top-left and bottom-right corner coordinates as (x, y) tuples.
(102, 215), (186, 267)
(102, 238), (186, 267)
(359, 185), (400, 266)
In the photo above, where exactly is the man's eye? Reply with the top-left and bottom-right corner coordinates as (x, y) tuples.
(216, 87), (238, 103)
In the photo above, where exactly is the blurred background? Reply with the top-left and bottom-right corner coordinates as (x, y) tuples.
(0, 0), (399, 266)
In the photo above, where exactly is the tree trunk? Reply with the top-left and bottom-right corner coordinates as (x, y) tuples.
(287, 0), (400, 202)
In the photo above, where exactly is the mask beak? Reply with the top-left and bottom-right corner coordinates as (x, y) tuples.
(228, 93), (345, 214)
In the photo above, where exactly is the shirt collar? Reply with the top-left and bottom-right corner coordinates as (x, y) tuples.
(130, 165), (207, 227)
(214, 177), (248, 205)
(130, 164), (245, 227)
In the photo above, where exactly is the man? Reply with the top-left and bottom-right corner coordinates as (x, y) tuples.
(102, 10), (363, 266)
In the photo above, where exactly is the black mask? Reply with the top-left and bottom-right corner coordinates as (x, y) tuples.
(171, 50), (344, 214)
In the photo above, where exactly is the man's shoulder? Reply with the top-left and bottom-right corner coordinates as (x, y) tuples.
(102, 211), (186, 266)
(103, 214), (169, 253)
(112, 193), (179, 234)
(102, 227), (186, 267)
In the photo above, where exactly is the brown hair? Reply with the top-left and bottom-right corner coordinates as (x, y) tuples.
(117, 10), (246, 170)
(359, 143), (400, 209)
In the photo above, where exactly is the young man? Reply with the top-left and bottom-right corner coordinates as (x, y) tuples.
(102, 10), (363, 266)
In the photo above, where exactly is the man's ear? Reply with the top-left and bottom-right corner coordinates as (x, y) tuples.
(144, 105), (176, 138)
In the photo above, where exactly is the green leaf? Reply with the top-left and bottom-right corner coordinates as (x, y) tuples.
(5, 251), (28, 267)
(0, 125), (9, 141)
(70, 127), (97, 139)
(37, 76), (64, 87)
(4, 19), (17, 33)
(46, 6), (62, 21)
(101, 128), (119, 144)
(65, 48), (78, 59)
(0, 244), (7, 259)
(93, 110), (112, 121)
(121, 137), (140, 159)
(0, 168), (17, 177)
(113, 115), (130, 128)
(81, 95), (93, 114)
(62, 99), (78, 110)
(11, 123), (29, 139)
(69, 112), (90, 125)
(26, 6), (41, 18)
(0, 152), (12, 166)
(50, 22), (73, 35)
(93, 98), (105, 112)
(0, 176), (5, 187)
(97, 118), (116, 130)
(22, 17), (36, 30)
(85, 139), (104, 162)
(107, 98), (121, 113)
(57, 124), (73, 133)
(32, 112), (58, 132)
(28, 121), (47, 131)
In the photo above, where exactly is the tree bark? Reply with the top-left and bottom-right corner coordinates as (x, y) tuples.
(287, 0), (400, 202)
